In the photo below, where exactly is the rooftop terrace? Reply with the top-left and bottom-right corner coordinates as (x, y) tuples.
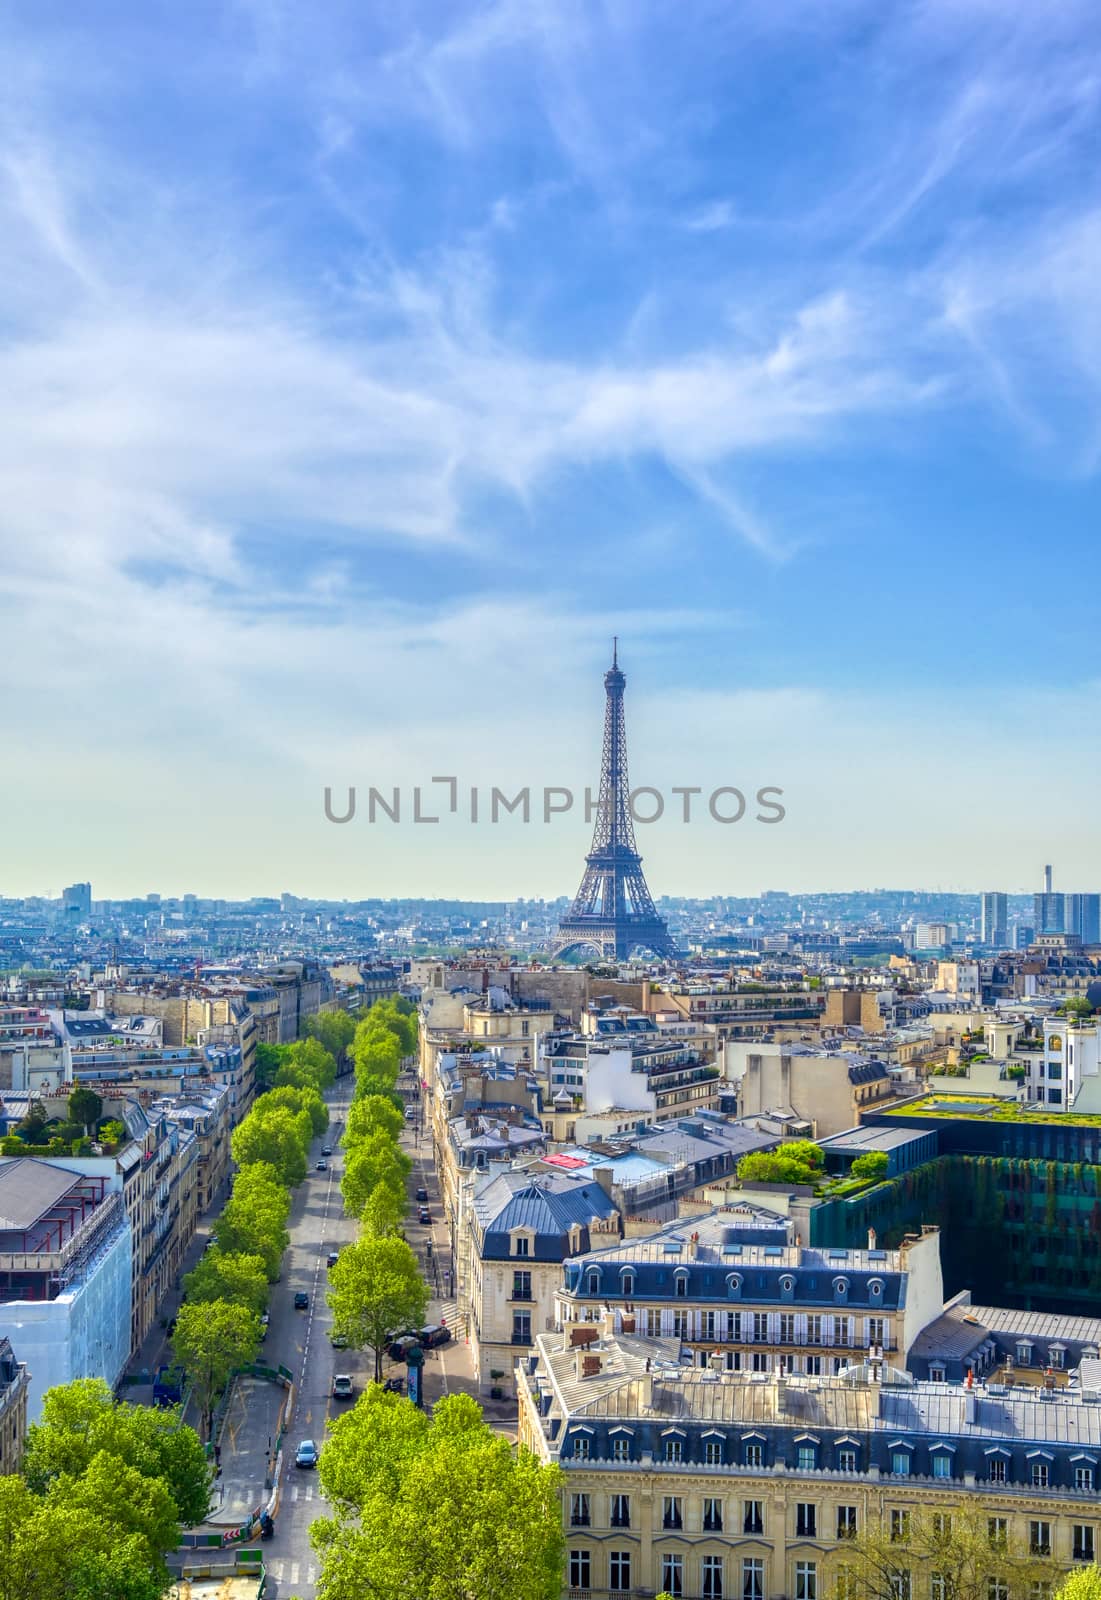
(882, 1094), (1101, 1128)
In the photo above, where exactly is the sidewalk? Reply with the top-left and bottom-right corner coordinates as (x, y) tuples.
(122, 1206), (225, 1414)
(201, 1375), (287, 1529)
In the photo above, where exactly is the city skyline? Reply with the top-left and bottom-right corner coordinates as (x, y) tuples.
(2, 4), (1100, 895)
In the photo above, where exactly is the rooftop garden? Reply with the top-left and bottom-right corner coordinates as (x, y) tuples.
(883, 1094), (1101, 1127)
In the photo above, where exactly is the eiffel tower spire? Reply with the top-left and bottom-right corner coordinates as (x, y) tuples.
(556, 645), (676, 961)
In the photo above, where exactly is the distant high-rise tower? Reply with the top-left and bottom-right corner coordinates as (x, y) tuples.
(556, 644), (676, 962)
(61, 881), (91, 920)
(980, 891), (1007, 948)
(1065, 893), (1101, 945)
(1034, 865), (1063, 937)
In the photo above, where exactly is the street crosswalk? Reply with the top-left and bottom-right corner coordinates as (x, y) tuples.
(288, 1482), (317, 1501)
(265, 1559), (318, 1584)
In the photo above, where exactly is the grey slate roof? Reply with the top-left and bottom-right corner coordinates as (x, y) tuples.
(475, 1169), (619, 1261)
(0, 1158), (86, 1231)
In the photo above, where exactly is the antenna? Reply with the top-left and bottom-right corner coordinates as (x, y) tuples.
(612, 635), (618, 668)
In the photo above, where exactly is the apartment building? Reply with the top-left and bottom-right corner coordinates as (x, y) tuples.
(725, 1042), (897, 1138)
(36, 1093), (199, 1354)
(542, 1016), (720, 1124)
(0, 1003), (69, 1094)
(467, 1169), (620, 1396)
(0, 1158), (131, 1418)
(555, 1212), (945, 1377)
(0, 1336), (30, 1473)
(519, 1328), (1098, 1600)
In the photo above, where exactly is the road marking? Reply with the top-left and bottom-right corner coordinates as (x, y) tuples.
(267, 1558), (284, 1579)
(307, 1565), (317, 1583)
(289, 1562), (300, 1585)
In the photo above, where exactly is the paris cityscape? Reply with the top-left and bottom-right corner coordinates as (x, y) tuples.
(3, 6), (1101, 1600)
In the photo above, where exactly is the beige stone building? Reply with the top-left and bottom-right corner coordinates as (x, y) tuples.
(725, 1042), (897, 1138)
(0, 1337), (29, 1474)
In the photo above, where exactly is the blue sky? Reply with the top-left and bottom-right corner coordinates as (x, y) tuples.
(1, 1), (1099, 900)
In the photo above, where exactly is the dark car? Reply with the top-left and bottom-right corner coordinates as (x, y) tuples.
(387, 1333), (421, 1362)
(295, 1439), (319, 1469)
(321, 1144), (333, 1156)
(415, 1187), (429, 1203)
(294, 1291), (309, 1310)
(327, 1250), (339, 1269)
(418, 1207), (431, 1224)
(419, 1324), (452, 1349)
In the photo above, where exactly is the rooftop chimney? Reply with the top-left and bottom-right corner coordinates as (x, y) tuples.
(569, 1325), (600, 1350)
(576, 1350), (602, 1381)
(867, 1227), (877, 1251)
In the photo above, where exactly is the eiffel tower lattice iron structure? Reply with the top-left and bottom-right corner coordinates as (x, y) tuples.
(555, 642), (676, 961)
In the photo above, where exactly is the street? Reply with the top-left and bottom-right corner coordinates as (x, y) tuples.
(261, 1079), (487, 1598)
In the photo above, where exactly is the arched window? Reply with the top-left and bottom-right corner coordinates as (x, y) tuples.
(586, 1269), (601, 1296)
(868, 1279), (884, 1301)
(727, 1273), (743, 1299)
(620, 1269), (636, 1298)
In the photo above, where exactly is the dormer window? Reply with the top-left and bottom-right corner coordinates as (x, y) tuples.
(674, 1269), (689, 1298)
(587, 1269), (601, 1295)
(620, 1269), (636, 1298)
(513, 1234), (530, 1258)
(833, 1277), (850, 1304)
(727, 1273), (743, 1299)
(780, 1274), (796, 1297)
(868, 1279), (884, 1301)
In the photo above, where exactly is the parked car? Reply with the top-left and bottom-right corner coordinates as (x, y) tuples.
(321, 1144), (333, 1155)
(294, 1291), (309, 1310)
(332, 1375), (354, 1401)
(404, 1107), (416, 1121)
(295, 1439), (319, 1469)
(329, 1329), (348, 1349)
(387, 1333), (421, 1362)
(418, 1206), (431, 1224)
(415, 1187), (429, 1203)
(419, 1324), (452, 1350)
(316, 1159), (328, 1172)
(327, 1250), (339, 1268)
(259, 1311), (270, 1341)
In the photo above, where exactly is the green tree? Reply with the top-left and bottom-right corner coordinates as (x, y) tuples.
(341, 1130), (411, 1220)
(1054, 1570), (1101, 1600)
(15, 1102), (49, 1142)
(66, 1087), (102, 1137)
(327, 1234), (428, 1382)
(313, 1392), (562, 1600)
(255, 1041), (290, 1091)
(264, 1083), (329, 1139)
(829, 1502), (1063, 1600)
(183, 1248), (269, 1317)
(850, 1152), (889, 1181)
(0, 1478), (163, 1600)
(172, 1300), (260, 1441)
(361, 1181), (408, 1238)
(48, 1451), (179, 1574)
(231, 1104), (310, 1187)
(214, 1176), (290, 1283)
(282, 1035), (337, 1091)
(737, 1143), (824, 1186)
(23, 1377), (211, 1527)
(344, 1093), (403, 1146)
(305, 1008), (357, 1066)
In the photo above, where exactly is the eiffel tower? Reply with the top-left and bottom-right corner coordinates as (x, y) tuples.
(555, 642), (677, 961)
